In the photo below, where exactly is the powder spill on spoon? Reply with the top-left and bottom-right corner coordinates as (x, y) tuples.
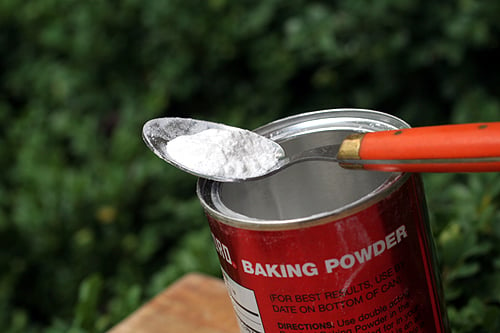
(166, 127), (286, 180)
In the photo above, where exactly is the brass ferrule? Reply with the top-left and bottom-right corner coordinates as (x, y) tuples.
(337, 133), (365, 169)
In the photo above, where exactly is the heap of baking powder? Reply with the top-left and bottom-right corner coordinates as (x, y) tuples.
(166, 127), (285, 180)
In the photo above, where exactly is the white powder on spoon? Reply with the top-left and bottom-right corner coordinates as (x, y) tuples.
(166, 127), (285, 180)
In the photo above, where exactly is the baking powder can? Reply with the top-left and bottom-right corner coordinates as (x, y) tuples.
(197, 109), (449, 333)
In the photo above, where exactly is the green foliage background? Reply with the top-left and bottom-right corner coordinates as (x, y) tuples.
(1, 1), (500, 332)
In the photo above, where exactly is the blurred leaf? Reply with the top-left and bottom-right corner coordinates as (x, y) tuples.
(73, 274), (103, 330)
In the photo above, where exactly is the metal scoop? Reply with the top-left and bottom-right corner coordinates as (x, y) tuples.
(143, 117), (500, 182)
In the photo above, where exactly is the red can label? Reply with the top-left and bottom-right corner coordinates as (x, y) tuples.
(207, 175), (448, 333)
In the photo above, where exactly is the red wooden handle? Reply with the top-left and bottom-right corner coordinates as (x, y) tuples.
(360, 122), (500, 160)
(350, 122), (500, 172)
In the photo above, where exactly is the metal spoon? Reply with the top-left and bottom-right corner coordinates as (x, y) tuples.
(143, 117), (500, 182)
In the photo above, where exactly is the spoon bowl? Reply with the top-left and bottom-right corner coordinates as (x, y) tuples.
(142, 117), (288, 182)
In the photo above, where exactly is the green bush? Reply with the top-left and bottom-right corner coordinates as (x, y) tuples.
(1, 1), (500, 332)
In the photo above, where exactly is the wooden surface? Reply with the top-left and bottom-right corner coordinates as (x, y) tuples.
(108, 273), (239, 333)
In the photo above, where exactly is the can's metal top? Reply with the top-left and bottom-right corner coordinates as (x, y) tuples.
(197, 109), (411, 230)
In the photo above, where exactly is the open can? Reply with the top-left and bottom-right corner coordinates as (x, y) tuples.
(197, 109), (449, 333)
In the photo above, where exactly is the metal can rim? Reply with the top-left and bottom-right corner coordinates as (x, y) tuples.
(196, 108), (411, 231)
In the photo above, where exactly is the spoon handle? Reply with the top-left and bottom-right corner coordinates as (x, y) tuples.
(337, 122), (500, 172)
